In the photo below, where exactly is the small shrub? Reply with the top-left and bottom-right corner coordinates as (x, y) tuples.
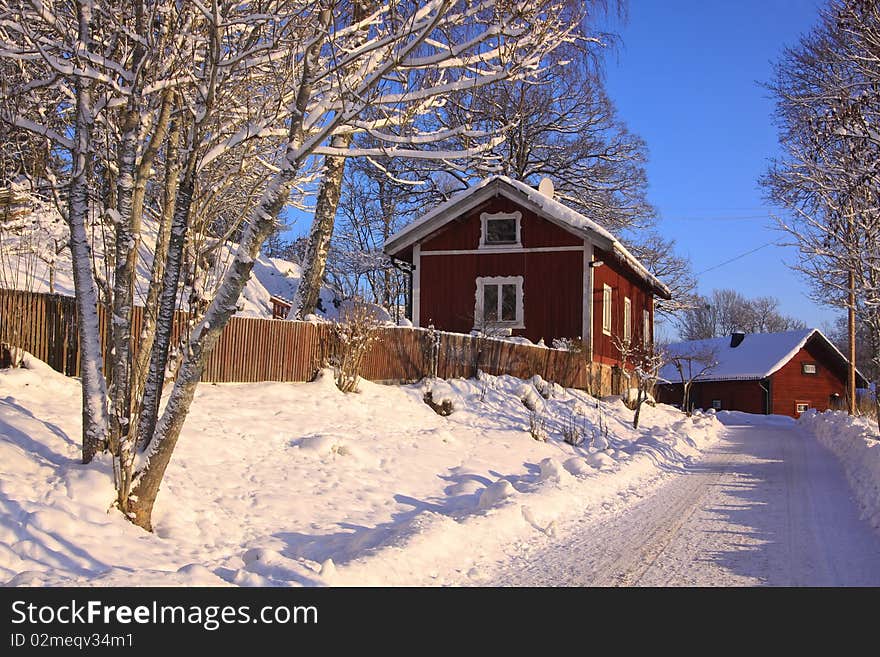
(331, 300), (382, 393)
(477, 369), (493, 403)
(562, 407), (586, 447)
(533, 375), (554, 400)
(592, 406), (610, 450)
(528, 408), (547, 441)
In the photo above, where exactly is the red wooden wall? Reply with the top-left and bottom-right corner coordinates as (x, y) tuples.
(417, 196), (584, 345)
(696, 380), (767, 414)
(655, 380), (767, 414)
(770, 339), (847, 417)
(590, 248), (654, 365)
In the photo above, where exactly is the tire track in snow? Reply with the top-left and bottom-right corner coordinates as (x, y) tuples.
(486, 444), (743, 586)
(489, 420), (880, 586)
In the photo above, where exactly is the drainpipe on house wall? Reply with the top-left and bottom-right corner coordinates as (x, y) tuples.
(759, 378), (772, 415)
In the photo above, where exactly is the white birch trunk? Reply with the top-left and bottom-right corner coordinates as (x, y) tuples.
(289, 132), (352, 319)
(68, 0), (109, 464)
(128, 11), (334, 529)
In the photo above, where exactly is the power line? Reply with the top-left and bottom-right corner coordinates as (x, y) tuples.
(695, 241), (779, 275)
(664, 214), (771, 222)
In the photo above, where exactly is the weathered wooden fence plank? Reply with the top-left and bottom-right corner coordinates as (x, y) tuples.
(0, 289), (605, 392)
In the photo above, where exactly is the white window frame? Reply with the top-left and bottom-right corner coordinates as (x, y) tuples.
(795, 402), (810, 414)
(711, 399), (722, 410)
(602, 284), (612, 336)
(623, 296), (632, 343)
(643, 309), (651, 348)
(479, 211), (522, 249)
(474, 276), (525, 330)
(802, 363), (817, 375)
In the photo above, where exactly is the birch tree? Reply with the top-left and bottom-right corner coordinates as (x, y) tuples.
(3, 0), (583, 530)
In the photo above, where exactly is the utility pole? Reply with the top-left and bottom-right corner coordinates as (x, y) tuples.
(848, 268), (857, 415)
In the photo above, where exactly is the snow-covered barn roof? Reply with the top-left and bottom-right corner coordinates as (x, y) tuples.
(383, 176), (671, 299)
(658, 329), (868, 386)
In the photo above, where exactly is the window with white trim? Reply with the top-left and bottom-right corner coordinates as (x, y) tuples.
(475, 276), (524, 330)
(643, 309), (651, 348)
(801, 362), (817, 375)
(479, 211), (522, 248)
(602, 284), (612, 336)
(623, 297), (632, 342)
(711, 399), (722, 410)
(795, 402), (810, 414)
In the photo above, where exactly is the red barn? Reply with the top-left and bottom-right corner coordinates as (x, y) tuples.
(656, 329), (867, 418)
(383, 176), (670, 364)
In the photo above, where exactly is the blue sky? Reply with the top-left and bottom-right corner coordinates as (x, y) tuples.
(600, 0), (833, 338)
(285, 1), (837, 338)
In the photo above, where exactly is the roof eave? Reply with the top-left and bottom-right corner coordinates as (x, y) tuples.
(383, 178), (614, 255)
(383, 176), (672, 298)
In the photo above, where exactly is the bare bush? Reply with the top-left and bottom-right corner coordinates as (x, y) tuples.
(528, 407), (547, 442)
(331, 301), (382, 393)
(477, 369), (493, 403)
(562, 407), (586, 446)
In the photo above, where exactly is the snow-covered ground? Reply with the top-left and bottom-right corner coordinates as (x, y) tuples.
(489, 411), (880, 586)
(799, 409), (880, 531)
(0, 356), (723, 587)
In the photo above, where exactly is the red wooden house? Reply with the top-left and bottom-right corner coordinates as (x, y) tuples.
(383, 176), (671, 365)
(657, 329), (867, 418)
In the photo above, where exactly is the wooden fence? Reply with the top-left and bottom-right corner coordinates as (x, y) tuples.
(0, 288), (614, 393)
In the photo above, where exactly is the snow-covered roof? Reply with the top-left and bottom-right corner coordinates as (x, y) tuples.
(658, 329), (868, 385)
(383, 176), (671, 299)
(0, 198), (339, 320)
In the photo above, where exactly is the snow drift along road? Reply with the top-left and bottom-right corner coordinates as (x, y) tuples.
(490, 411), (880, 586)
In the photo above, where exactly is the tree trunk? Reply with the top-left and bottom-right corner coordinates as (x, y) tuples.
(128, 10), (333, 529)
(132, 110), (180, 408)
(69, 1), (109, 464)
(107, 107), (140, 458)
(848, 270), (857, 415)
(633, 388), (645, 429)
(288, 132), (352, 319)
(135, 162), (196, 453)
(129, 169), (293, 530)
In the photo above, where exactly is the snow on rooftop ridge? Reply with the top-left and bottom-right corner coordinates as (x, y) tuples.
(659, 328), (862, 384)
(384, 175), (670, 297)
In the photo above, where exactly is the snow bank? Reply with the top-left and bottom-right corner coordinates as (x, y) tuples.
(0, 356), (724, 587)
(799, 410), (880, 530)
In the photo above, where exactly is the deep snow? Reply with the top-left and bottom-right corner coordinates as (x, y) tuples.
(798, 409), (880, 531)
(0, 356), (723, 586)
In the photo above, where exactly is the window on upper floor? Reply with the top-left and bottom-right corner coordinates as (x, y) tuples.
(643, 309), (651, 348)
(480, 211), (522, 248)
(623, 297), (632, 343)
(802, 362), (817, 375)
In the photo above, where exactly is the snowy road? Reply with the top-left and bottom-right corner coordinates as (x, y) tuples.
(490, 416), (880, 586)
